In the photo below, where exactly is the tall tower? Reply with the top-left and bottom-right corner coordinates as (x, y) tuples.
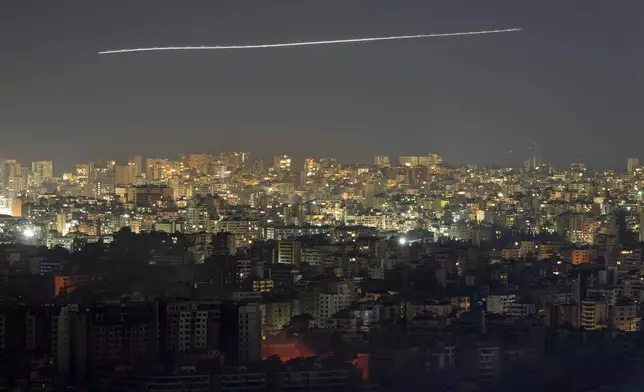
(129, 155), (143, 176)
(528, 142), (541, 171)
(56, 213), (67, 235)
(627, 157), (640, 173)
(31, 161), (54, 184)
(115, 165), (136, 185)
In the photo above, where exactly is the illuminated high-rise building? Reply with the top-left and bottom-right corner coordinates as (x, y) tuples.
(526, 142), (541, 171)
(0, 161), (11, 191)
(374, 156), (390, 167)
(0, 196), (12, 216)
(56, 212), (67, 235)
(428, 153), (442, 165)
(304, 158), (320, 178)
(7, 176), (26, 195)
(75, 163), (90, 181)
(363, 180), (386, 209)
(319, 157), (338, 176)
(185, 153), (213, 174)
(115, 165), (136, 185)
(8, 161), (21, 177)
(406, 165), (428, 186)
(253, 159), (265, 176)
(418, 154), (443, 168)
(92, 162), (116, 198)
(0, 161), (25, 194)
(220, 152), (250, 172)
(399, 156), (419, 167)
(106, 160), (116, 171)
(129, 155), (143, 176)
(277, 239), (302, 266)
(145, 158), (169, 181)
(31, 161), (53, 183)
(273, 154), (292, 172)
(627, 157), (640, 173)
(168, 176), (191, 199)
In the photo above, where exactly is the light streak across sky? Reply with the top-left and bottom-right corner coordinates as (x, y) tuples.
(98, 28), (521, 55)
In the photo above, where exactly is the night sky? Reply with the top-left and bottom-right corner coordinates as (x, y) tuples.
(1, 0), (642, 172)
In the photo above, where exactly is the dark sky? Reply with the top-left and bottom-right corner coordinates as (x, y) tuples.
(1, 0), (642, 173)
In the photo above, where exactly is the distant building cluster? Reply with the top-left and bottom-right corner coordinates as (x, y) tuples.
(1, 153), (644, 390)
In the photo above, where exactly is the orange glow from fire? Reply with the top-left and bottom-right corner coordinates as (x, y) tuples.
(263, 341), (316, 362)
(263, 336), (369, 380)
(352, 353), (369, 380)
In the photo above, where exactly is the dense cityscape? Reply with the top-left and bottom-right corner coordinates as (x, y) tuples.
(2, 152), (644, 390)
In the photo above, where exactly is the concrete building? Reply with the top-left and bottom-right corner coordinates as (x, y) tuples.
(31, 160), (53, 184)
(145, 158), (170, 181)
(609, 299), (640, 332)
(508, 301), (537, 317)
(399, 156), (419, 167)
(185, 199), (213, 234)
(115, 165), (137, 185)
(56, 212), (67, 235)
(0, 196), (13, 216)
(115, 185), (173, 206)
(462, 343), (501, 388)
(486, 294), (516, 315)
(260, 300), (299, 331)
(556, 212), (586, 243)
(312, 281), (356, 328)
(219, 219), (260, 246)
(545, 303), (581, 328)
(129, 155), (143, 176)
(159, 300), (221, 356)
(581, 299), (606, 330)
(213, 231), (237, 256)
(374, 156), (390, 167)
(221, 303), (262, 364)
(0, 303), (67, 378)
(571, 248), (597, 265)
(301, 247), (325, 267)
(627, 157), (640, 173)
(277, 240), (302, 266)
(90, 302), (158, 375)
(252, 279), (274, 293)
(272, 155), (292, 173)
(363, 180), (386, 209)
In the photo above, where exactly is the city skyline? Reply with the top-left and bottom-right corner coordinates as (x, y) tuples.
(2, 148), (644, 177)
(3, 2), (644, 390)
(2, 0), (642, 171)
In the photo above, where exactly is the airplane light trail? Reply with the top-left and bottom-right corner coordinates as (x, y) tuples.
(98, 28), (521, 55)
